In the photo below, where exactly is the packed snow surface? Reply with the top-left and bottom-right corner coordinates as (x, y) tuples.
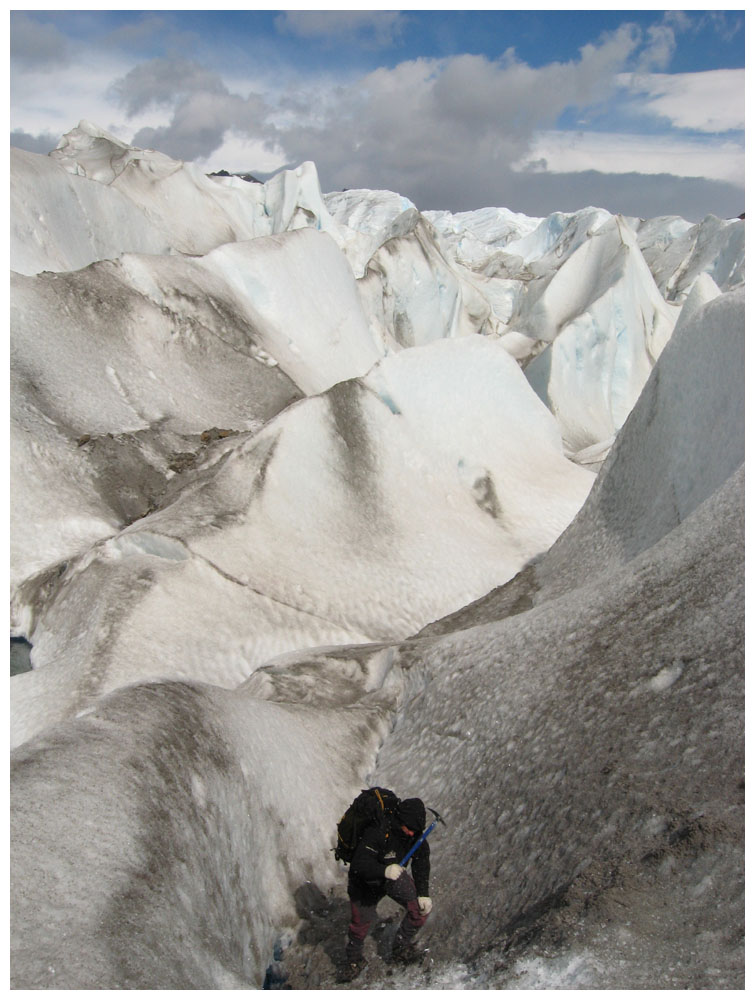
(10, 122), (744, 989)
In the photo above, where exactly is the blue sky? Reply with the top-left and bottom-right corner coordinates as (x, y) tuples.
(10, 9), (746, 219)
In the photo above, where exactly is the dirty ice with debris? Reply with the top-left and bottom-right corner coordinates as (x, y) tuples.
(10, 121), (744, 989)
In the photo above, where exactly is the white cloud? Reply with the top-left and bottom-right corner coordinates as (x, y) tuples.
(10, 129), (61, 155)
(268, 27), (641, 187)
(8, 19), (744, 219)
(10, 11), (71, 70)
(43, 27), (635, 182)
(623, 69), (744, 133)
(636, 23), (677, 72)
(10, 47), (173, 145)
(102, 13), (199, 56)
(132, 89), (269, 162)
(274, 11), (406, 46)
(514, 130), (744, 188)
(707, 11), (744, 43)
(111, 57), (229, 117)
(195, 132), (288, 176)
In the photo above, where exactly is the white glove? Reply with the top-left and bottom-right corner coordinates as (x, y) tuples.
(384, 864), (404, 880)
(418, 897), (432, 916)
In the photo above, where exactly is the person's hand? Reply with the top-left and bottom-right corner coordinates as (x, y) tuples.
(417, 897), (432, 915)
(384, 864), (404, 880)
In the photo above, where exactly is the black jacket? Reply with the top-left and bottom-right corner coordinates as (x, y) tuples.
(348, 821), (430, 898)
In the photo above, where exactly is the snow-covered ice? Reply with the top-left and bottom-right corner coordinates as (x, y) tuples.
(9, 124), (744, 989)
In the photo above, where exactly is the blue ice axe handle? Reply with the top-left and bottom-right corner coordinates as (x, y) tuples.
(399, 808), (445, 867)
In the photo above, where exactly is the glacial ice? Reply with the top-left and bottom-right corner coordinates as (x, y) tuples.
(9, 124), (744, 989)
(521, 215), (679, 454)
(10, 146), (172, 275)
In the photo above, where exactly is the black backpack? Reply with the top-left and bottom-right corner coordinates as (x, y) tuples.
(334, 787), (400, 864)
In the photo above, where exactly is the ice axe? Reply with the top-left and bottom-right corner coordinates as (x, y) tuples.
(399, 807), (446, 867)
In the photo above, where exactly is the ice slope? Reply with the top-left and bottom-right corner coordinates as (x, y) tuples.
(12, 121), (343, 272)
(11, 245), (302, 595)
(10, 127), (533, 394)
(11, 224), (386, 599)
(369, 466), (743, 990)
(427, 206), (617, 340)
(637, 213), (745, 300)
(355, 209), (495, 350)
(200, 230), (383, 393)
(10, 147), (172, 275)
(427, 204), (612, 269)
(427, 203), (743, 459)
(420, 286), (745, 636)
(52, 120), (346, 253)
(9, 281), (743, 988)
(11, 335), (593, 747)
(11, 657), (401, 989)
(424, 205), (545, 266)
(274, 288), (745, 990)
(427, 206), (684, 457)
(520, 216), (679, 456)
(14, 123), (745, 468)
(324, 187), (416, 237)
(323, 187), (419, 272)
(355, 288), (744, 989)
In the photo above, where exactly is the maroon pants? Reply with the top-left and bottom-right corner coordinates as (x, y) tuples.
(346, 871), (427, 961)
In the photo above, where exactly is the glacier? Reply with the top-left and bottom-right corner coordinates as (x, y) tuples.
(9, 121), (744, 989)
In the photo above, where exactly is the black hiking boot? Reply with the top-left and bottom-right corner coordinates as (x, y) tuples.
(336, 957), (366, 983)
(392, 936), (423, 966)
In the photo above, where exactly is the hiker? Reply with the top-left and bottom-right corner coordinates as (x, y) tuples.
(342, 796), (432, 980)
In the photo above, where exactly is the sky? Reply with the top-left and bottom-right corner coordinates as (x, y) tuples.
(9, 8), (746, 220)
